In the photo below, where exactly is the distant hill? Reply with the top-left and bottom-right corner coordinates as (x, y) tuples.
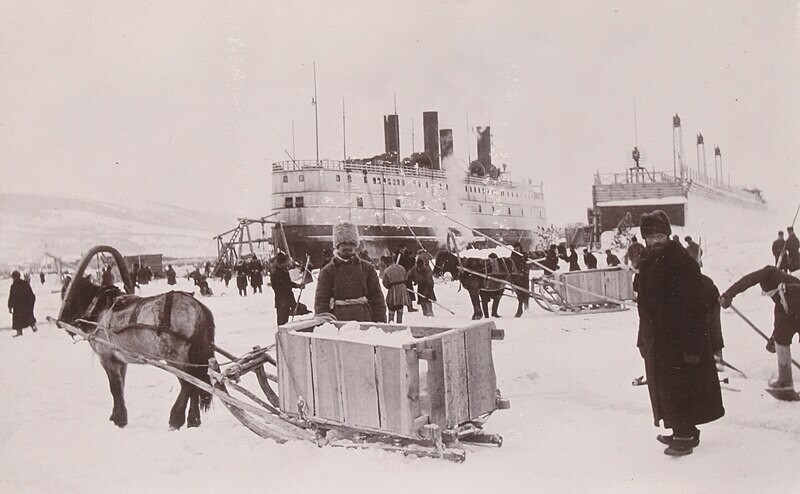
(0, 193), (237, 264)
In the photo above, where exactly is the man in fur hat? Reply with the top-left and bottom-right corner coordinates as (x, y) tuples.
(634, 210), (724, 457)
(314, 222), (387, 322)
(8, 271), (38, 337)
(271, 252), (303, 326)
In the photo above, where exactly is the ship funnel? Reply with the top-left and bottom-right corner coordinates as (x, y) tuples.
(714, 146), (722, 184)
(696, 133), (707, 180)
(423, 111), (440, 170)
(383, 114), (400, 164)
(672, 113), (685, 180)
(673, 114), (681, 127)
(439, 128), (453, 166)
(477, 126), (492, 168)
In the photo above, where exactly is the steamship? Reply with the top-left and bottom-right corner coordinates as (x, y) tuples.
(591, 114), (767, 236)
(271, 111), (547, 265)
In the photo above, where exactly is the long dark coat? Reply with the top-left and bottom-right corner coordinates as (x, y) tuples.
(8, 279), (37, 330)
(315, 255), (387, 322)
(562, 250), (580, 271)
(408, 265), (436, 301)
(786, 234), (800, 272)
(270, 267), (299, 309)
(634, 241), (724, 428)
(510, 253), (530, 303)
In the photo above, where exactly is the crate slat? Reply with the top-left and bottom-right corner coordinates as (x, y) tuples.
(465, 324), (497, 417)
(277, 331), (314, 417)
(441, 330), (470, 428)
(375, 346), (403, 434)
(311, 338), (344, 422)
(339, 341), (381, 429)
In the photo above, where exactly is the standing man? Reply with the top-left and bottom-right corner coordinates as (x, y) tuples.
(561, 245), (581, 271)
(8, 271), (38, 337)
(382, 255), (410, 323)
(398, 245), (418, 312)
(772, 231), (788, 272)
(624, 236), (644, 270)
(685, 236), (703, 267)
(165, 265), (177, 285)
(270, 253), (302, 326)
(720, 266), (800, 395)
(407, 258), (436, 317)
(314, 222), (386, 322)
(634, 210), (724, 457)
(785, 226), (799, 272)
(235, 260), (248, 297)
(510, 242), (530, 318)
(582, 248), (598, 269)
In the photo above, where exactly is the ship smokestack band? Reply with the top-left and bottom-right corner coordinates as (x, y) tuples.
(383, 114), (400, 164)
(423, 111), (440, 170)
(477, 126), (492, 168)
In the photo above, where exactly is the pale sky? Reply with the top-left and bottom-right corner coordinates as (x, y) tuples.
(1, 0), (798, 225)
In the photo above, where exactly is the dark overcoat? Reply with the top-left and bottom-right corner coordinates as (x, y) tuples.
(315, 256), (387, 322)
(270, 268), (298, 309)
(8, 279), (37, 330)
(408, 265), (436, 301)
(634, 241), (724, 428)
(382, 264), (410, 309)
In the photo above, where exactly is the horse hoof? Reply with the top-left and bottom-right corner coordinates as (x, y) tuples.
(187, 420), (201, 428)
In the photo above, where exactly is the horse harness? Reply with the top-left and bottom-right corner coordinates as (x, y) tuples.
(89, 290), (195, 342)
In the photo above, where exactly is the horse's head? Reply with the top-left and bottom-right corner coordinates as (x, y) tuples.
(58, 275), (102, 323)
(59, 245), (135, 325)
(433, 251), (458, 278)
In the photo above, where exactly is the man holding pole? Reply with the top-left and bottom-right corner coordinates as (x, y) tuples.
(720, 266), (800, 397)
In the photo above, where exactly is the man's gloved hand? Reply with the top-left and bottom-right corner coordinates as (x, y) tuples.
(683, 352), (701, 365)
(719, 294), (732, 309)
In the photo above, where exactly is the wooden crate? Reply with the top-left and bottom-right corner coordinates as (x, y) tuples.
(556, 267), (634, 306)
(276, 319), (504, 439)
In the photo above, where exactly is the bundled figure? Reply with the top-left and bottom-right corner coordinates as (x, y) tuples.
(235, 260), (249, 297)
(510, 242), (530, 318)
(101, 265), (115, 287)
(720, 266), (800, 396)
(249, 258), (264, 294)
(634, 210), (724, 457)
(165, 265), (177, 285)
(382, 256), (411, 322)
(397, 246), (418, 312)
(541, 245), (560, 274)
(772, 231), (789, 272)
(270, 253), (303, 326)
(8, 271), (38, 337)
(408, 258), (436, 317)
(314, 222), (387, 322)
(684, 236), (703, 267)
(624, 236), (644, 269)
(786, 227), (800, 272)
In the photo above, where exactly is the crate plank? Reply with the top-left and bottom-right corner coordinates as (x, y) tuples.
(403, 348), (421, 435)
(375, 346), (403, 434)
(311, 338), (344, 422)
(465, 325), (497, 417)
(441, 330), (470, 428)
(422, 338), (447, 427)
(277, 331), (314, 417)
(339, 342), (381, 429)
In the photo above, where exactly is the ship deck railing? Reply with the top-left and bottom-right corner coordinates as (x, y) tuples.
(272, 159), (543, 193)
(594, 167), (764, 203)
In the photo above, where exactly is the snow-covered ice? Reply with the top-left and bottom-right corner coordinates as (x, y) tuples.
(2, 212), (799, 494)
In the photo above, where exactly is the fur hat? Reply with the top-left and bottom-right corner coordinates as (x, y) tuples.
(640, 210), (672, 237)
(332, 222), (359, 247)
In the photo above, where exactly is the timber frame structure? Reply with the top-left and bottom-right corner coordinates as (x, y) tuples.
(213, 214), (279, 271)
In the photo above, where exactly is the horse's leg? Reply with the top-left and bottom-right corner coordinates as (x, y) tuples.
(491, 290), (502, 317)
(169, 379), (193, 430)
(187, 389), (201, 428)
(469, 289), (482, 320)
(479, 291), (491, 318)
(101, 356), (128, 427)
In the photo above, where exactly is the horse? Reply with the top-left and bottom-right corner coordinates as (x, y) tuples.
(59, 245), (216, 430)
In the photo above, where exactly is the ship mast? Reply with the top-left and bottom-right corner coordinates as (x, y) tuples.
(313, 62), (320, 165)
